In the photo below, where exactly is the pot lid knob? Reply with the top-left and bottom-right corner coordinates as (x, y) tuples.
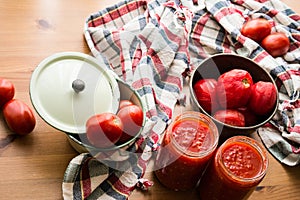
(72, 79), (85, 93)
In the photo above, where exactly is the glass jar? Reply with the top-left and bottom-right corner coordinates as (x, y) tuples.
(154, 111), (219, 191)
(198, 136), (268, 200)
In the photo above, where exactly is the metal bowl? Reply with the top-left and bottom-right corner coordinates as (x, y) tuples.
(189, 53), (279, 141)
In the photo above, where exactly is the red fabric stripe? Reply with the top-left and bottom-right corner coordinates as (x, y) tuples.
(290, 14), (300, 21)
(138, 155), (148, 172)
(159, 19), (182, 44)
(222, 37), (233, 53)
(81, 157), (92, 198)
(139, 34), (152, 48)
(278, 71), (293, 82)
(150, 131), (160, 144)
(253, 51), (269, 63)
(127, 0), (147, 14)
(132, 47), (142, 72)
(155, 98), (173, 119)
(289, 69), (300, 77)
(267, 9), (279, 18)
(147, 48), (168, 80)
(190, 13), (211, 59)
(132, 77), (152, 89)
(165, 75), (182, 90)
(214, 7), (243, 22)
(146, 108), (158, 119)
(87, 1), (146, 27)
(257, 0), (269, 3)
(112, 31), (127, 79)
(235, 0), (245, 4)
(289, 125), (300, 134)
(191, 14), (209, 39)
(109, 173), (134, 196)
(290, 34), (300, 51)
(292, 145), (300, 154)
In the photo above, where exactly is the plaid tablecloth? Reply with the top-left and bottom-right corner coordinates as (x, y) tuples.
(63, 0), (300, 199)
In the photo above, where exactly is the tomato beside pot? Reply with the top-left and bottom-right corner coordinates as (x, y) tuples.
(3, 99), (36, 135)
(0, 78), (15, 108)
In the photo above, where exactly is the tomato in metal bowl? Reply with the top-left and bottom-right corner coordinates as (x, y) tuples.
(189, 53), (279, 141)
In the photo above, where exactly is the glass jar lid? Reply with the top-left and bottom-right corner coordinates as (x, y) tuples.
(30, 52), (120, 134)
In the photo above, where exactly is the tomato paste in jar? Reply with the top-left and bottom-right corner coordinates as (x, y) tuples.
(154, 111), (219, 191)
(198, 136), (268, 200)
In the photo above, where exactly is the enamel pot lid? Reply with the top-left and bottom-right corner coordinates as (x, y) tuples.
(30, 52), (120, 134)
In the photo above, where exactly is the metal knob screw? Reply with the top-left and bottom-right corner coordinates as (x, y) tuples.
(72, 79), (85, 93)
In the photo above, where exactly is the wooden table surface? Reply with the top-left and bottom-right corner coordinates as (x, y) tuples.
(0, 0), (299, 199)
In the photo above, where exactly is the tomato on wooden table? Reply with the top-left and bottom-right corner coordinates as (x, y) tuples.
(86, 113), (123, 148)
(3, 99), (36, 135)
(0, 78), (15, 108)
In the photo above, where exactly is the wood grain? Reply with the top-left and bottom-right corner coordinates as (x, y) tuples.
(0, 1), (299, 199)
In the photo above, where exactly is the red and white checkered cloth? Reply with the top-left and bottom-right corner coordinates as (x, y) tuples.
(63, 0), (300, 199)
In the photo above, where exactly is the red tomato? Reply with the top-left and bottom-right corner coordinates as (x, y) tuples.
(261, 32), (290, 57)
(3, 99), (36, 135)
(213, 109), (245, 127)
(86, 113), (123, 148)
(119, 100), (134, 110)
(193, 79), (219, 113)
(241, 18), (272, 42)
(238, 107), (257, 126)
(216, 69), (253, 109)
(117, 104), (143, 143)
(0, 78), (15, 108)
(248, 81), (277, 116)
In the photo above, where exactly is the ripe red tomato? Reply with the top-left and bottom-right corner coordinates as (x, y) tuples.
(117, 104), (143, 143)
(241, 18), (272, 42)
(216, 69), (253, 109)
(238, 107), (257, 126)
(248, 81), (277, 115)
(119, 100), (134, 110)
(213, 109), (245, 127)
(261, 32), (290, 57)
(3, 99), (36, 135)
(0, 78), (15, 108)
(86, 113), (123, 148)
(193, 78), (219, 113)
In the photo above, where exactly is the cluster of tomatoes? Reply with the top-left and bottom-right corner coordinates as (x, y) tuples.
(241, 18), (290, 57)
(85, 99), (143, 148)
(0, 78), (36, 135)
(193, 69), (277, 127)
